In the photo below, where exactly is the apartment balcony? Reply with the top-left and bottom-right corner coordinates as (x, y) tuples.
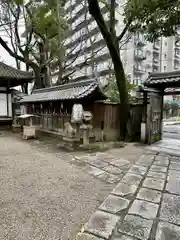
(174, 48), (180, 59)
(153, 57), (160, 64)
(134, 49), (146, 61)
(152, 66), (159, 72)
(134, 37), (146, 47)
(174, 64), (179, 70)
(133, 65), (145, 75)
(134, 32), (147, 46)
(134, 77), (143, 86)
(153, 41), (161, 50)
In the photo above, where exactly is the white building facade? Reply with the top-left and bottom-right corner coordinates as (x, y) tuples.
(60, 0), (180, 88)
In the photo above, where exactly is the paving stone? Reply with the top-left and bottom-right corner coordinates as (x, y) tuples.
(147, 171), (166, 180)
(112, 182), (138, 197)
(121, 173), (142, 185)
(137, 161), (153, 167)
(111, 235), (134, 240)
(87, 158), (109, 168)
(128, 199), (159, 219)
(102, 165), (124, 175)
(150, 165), (167, 173)
(119, 164), (131, 171)
(171, 159), (180, 164)
(110, 159), (130, 168)
(160, 194), (180, 225)
(169, 156), (180, 162)
(118, 214), (153, 240)
(156, 221), (180, 240)
(137, 155), (154, 166)
(137, 187), (161, 203)
(138, 155), (154, 161)
(168, 170), (180, 179)
(71, 159), (88, 168)
(154, 159), (169, 166)
(166, 178), (180, 194)
(155, 155), (169, 161)
(83, 165), (105, 176)
(169, 163), (180, 171)
(97, 172), (120, 183)
(99, 195), (130, 214)
(159, 152), (170, 157)
(76, 233), (102, 240)
(128, 165), (148, 176)
(96, 153), (113, 163)
(84, 210), (120, 239)
(143, 177), (165, 191)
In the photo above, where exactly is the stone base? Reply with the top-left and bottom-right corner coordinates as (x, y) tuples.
(12, 125), (22, 133)
(23, 125), (36, 139)
(63, 136), (80, 150)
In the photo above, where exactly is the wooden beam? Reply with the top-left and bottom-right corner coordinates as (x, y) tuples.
(164, 91), (180, 95)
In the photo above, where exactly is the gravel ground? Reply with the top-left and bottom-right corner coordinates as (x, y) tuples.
(0, 133), (113, 240)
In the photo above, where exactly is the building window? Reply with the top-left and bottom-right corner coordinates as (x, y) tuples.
(165, 42), (167, 46)
(146, 50), (151, 56)
(146, 64), (151, 69)
(153, 66), (159, 72)
(164, 66), (166, 71)
(164, 53), (167, 58)
(175, 48), (180, 56)
(174, 60), (180, 69)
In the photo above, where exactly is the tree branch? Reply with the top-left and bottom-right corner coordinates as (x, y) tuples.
(0, 36), (25, 62)
(117, 18), (132, 41)
(110, 0), (116, 36)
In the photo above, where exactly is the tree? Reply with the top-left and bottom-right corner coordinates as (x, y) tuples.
(171, 102), (179, 116)
(86, 0), (133, 140)
(163, 102), (171, 118)
(0, 0), (67, 90)
(124, 0), (180, 42)
(106, 75), (135, 103)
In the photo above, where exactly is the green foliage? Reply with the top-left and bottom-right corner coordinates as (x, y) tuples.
(12, 0), (24, 3)
(163, 102), (171, 111)
(0, 0), (68, 87)
(124, 0), (180, 41)
(171, 102), (179, 111)
(28, 0), (67, 40)
(106, 75), (135, 103)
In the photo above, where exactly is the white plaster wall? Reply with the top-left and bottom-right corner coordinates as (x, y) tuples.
(8, 93), (12, 117)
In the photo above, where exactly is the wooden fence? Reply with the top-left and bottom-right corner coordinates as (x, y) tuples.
(30, 102), (143, 141)
(34, 113), (71, 132)
(93, 102), (143, 141)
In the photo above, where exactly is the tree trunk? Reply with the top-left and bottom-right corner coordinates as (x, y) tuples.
(33, 68), (41, 89)
(29, 62), (42, 89)
(57, 59), (63, 85)
(113, 58), (129, 140)
(88, 0), (129, 140)
(21, 83), (28, 94)
(39, 41), (50, 88)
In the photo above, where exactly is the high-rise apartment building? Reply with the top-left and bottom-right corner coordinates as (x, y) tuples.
(53, 0), (180, 87)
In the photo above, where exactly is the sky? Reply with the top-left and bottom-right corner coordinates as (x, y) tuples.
(0, 19), (29, 91)
(0, 16), (26, 69)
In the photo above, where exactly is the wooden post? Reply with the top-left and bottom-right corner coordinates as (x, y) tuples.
(160, 92), (164, 140)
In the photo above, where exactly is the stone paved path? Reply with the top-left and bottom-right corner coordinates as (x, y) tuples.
(76, 152), (180, 240)
(71, 154), (131, 184)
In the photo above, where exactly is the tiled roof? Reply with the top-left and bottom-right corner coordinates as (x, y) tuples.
(20, 79), (106, 103)
(0, 62), (34, 80)
(145, 71), (180, 88)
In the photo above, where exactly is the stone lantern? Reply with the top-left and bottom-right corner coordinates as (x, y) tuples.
(80, 111), (93, 145)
